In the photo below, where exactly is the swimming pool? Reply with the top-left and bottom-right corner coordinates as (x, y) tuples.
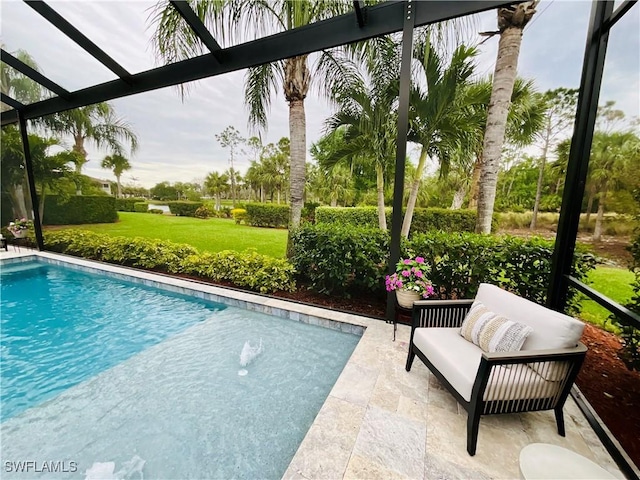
(0, 259), (361, 478)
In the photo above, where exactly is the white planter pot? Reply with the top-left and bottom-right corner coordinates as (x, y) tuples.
(12, 230), (28, 239)
(396, 289), (421, 309)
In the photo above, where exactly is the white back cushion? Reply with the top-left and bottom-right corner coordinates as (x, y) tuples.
(474, 283), (584, 351)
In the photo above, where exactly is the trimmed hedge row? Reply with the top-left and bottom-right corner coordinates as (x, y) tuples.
(245, 203), (290, 228)
(167, 201), (203, 217)
(43, 230), (296, 294)
(134, 202), (149, 213)
(315, 206), (496, 233)
(43, 195), (118, 225)
(116, 197), (147, 212)
(291, 224), (596, 310)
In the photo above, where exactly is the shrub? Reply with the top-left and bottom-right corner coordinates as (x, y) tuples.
(116, 198), (147, 212)
(291, 224), (596, 306)
(134, 202), (149, 213)
(194, 205), (215, 219)
(245, 203), (290, 228)
(219, 206), (232, 219)
(149, 209), (164, 214)
(617, 188), (640, 370)
(302, 202), (321, 224)
(43, 195), (118, 225)
(290, 223), (389, 295)
(166, 201), (203, 217)
(315, 206), (492, 233)
(43, 230), (296, 294)
(232, 208), (247, 224)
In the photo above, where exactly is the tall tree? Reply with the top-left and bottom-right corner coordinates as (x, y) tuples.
(530, 88), (578, 229)
(402, 36), (479, 237)
(205, 171), (229, 210)
(216, 125), (245, 207)
(1, 48), (44, 218)
(589, 131), (640, 241)
(45, 103), (138, 195)
(325, 40), (400, 230)
(151, 0), (355, 256)
(101, 154), (131, 198)
(476, 2), (538, 233)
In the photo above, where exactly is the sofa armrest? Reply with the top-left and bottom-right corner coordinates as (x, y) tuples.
(470, 342), (588, 405)
(411, 299), (474, 329)
(480, 342), (587, 366)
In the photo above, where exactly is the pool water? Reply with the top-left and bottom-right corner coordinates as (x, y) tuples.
(1, 261), (226, 421)
(0, 261), (361, 479)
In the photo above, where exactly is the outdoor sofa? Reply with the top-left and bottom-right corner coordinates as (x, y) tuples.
(405, 283), (587, 455)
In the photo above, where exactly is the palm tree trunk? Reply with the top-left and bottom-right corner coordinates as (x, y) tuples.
(116, 175), (122, 198)
(375, 162), (387, 231)
(531, 122), (551, 229)
(289, 99), (306, 229)
(38, 185), (46, 224)
(73, 134), (87, 196)
(468, 156), (482, 209)
(593, 196), (605, 241)
(401, 147), (429, 238)
(476, 26), (525, 233)
(330, 198), (337, 207)
(585, 188), (595, 225)
(451, 185), (466, 209)
(8, 184), (29, 219)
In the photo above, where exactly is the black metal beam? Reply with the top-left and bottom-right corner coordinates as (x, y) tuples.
(18, 112), (45, 251)
(386, 0), (415, 322)
(567, 276), (640, 329)
(1, 93), (24, 110)
(547, 1), (613, 311)
(169, 0), (222, 60)
(25, 0), (133, 83)
(1, 49), (71, 99)
(354, 1), (367, 28)
(605, 0), (637, 31)
(2, 0), (514, 126)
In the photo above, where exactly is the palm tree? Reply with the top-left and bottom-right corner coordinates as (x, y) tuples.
(101, 154), (131, 198)
(45, 103), (138, 195)
(151, 0), (354, 255)
(475, 1), (538, 233)
(402, 36), (479, 237)
(589, 131), (640, 241)
(205, 171), (230, 210)
(325, 39), (400, 230)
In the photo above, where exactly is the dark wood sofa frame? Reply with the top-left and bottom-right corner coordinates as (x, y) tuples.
(405, 299), (587, 456)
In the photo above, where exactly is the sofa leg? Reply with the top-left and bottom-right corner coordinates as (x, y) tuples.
(467, 411), (481, 456)
(554, 406), (566, 437)
(405, 350), (415, 372)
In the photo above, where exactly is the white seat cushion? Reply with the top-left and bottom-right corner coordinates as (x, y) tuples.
(474, 284), (584, 351)
(413, 328), (560, 402)
(413, 328), (481, 402)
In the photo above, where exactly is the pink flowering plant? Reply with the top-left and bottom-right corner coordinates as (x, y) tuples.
(7, 218), (33, 235)
(385, 256), (435, 299)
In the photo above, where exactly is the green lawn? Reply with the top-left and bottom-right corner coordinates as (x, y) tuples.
(580, 266), (635, 333)
(49, 212), (288, 258)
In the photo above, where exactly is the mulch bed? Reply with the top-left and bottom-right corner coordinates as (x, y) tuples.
(577, 324), (640, 467)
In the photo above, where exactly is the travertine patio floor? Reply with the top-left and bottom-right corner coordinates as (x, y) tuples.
(1, 249), (625, 479)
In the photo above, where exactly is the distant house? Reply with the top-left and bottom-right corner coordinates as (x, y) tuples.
(88, 177), (113, 195)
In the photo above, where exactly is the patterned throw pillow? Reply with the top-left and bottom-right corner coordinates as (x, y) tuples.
(460, 302), (533, 353)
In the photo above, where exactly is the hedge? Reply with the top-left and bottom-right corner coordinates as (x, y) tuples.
(245, 203), (290, 228)
(166, 201), (203, 217)
(315, 206), (496, 233)
(43, 230), (296, 294)
(134, 202), (149, 213)
(116, 197), (147, 212)
(291, 224), (596, 310)
(43, 195), (118, 225)
(1, 193), (14, 227)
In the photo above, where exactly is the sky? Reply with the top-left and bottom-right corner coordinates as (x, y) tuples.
(1, 0), (639, 188)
